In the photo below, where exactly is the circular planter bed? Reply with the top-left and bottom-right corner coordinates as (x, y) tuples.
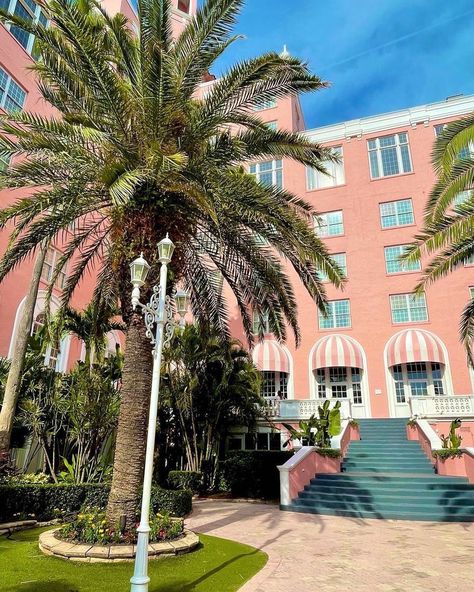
(39, 528), (200, 562)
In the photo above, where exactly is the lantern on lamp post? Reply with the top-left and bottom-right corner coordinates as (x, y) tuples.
(129, 235), (188, 592)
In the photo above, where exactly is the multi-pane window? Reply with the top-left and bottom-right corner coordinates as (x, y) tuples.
(390, 293), (428, 324)
(2, 0), (48, 55)
(253, 97), (277, 111)
(319, 253), (347, 282)
(384, 245), (421, 274)
(307, 146), (345, 190)
(252, 310), (270, 334)
(32, 313), (61, 370)
(249, 159), (283, 188)
(391, 362), (445, 402)
(266, 121), (278, 131)
(315, 210), (344, 237)
(368, 132), (412, 178)
(453, 189), (473, 207)
(434, 123), (473, 159)
(0, 66), (26, 113)
(41, 247), (67, 289)
(244, 431), (281, 451)
(379, 198), (414, 228)
(319, 299), (351, 329)
(315, 366), (364, 405)
(470, 287), (474, 300)
(260, 371), (288, 400)
(261, 371), (275, 398)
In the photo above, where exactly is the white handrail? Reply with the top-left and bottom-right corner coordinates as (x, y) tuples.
(277, 446), (315, 506)
(416, 419), (443, 450)
(330, 419), (349, 450)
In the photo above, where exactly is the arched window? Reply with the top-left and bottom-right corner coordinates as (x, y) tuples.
(32, 312), (61, 370)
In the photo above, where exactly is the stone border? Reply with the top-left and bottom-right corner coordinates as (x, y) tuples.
(0, 520), (37, 536)
(39, 528), (200, 563)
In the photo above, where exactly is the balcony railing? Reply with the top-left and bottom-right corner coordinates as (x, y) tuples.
(262, 398), (352, 420)
(410, 395), (474, 418)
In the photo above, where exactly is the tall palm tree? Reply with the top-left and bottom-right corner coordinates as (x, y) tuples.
(0, 0), (344, 525)
(404, 113), (474, 359)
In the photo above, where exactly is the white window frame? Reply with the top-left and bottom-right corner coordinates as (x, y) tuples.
(434, 123), (474, 158)
(319, 299), (351, 329)
(249, 159), (283, 188)
(368, 132), (412, 179)
(314, 210), (344, 237)
(31, 312), (62, 371)
(3, 0), (47, 55)
(261, 370), (288, 399)
(314, 367), (363, 405)
(379, 198), (414, 229)
(252, 310), (270, 334)
(390, 293), (428, 324)
(266, 121), (278, 131)
(384, 244), (421, 274)
(253, 97), (277, 111)
(0, 66), (27, 112)
(391, 362), (445, 403)
(307, 146), (345, 190)
(177, 0), (191, 14)
(319, 253), (347, 283)
(41, 247), (67, 290)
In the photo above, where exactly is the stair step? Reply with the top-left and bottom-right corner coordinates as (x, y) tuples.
(281, 504), (474, 522)
(298, 491), (474, 504)
(293, 497), (474, 512)
(311, 475), (470, 486)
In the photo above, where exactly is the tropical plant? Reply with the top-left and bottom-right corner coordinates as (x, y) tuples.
(440, 417), (463, 450)
(402, 114), (474, 359)
(0, 0), (344, 525)
(161, 323), (263, 487)
(282, 400), (341, 448)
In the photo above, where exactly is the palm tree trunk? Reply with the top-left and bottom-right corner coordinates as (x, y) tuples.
(0, 246), (47, 455)
(106, 312), (153, 527)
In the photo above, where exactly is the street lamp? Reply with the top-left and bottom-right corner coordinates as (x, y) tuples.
(129, 235), (188, 592)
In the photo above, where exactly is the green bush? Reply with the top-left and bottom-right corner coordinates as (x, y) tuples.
(0, 483), (107, 521)
(0, 483), (192, 522)
(433, 449), (463, 460)
(314, 448), (341, 458)
(168, 471), (202, 494)
(219, 451), (293, 500)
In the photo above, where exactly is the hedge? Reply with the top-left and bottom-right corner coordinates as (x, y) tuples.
(0, 483), (192, 522)
(167, 470), (202, 494)
(219, 451), (293, 500)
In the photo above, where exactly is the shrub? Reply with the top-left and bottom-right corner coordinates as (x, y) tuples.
(348, 419), (359, 428)
(219, 451), (293, 500)
(8, 472), (51, 485)
(433, 449), (463, 460)
(59, 508), (183, 545)
(0, 483), (192, 522)
(168, 471), (202, 494)
(314, 448), (341, 458)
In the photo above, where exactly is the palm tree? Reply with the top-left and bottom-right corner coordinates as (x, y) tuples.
(56, 299), (125, 367)
(0, 0), (344, 525)
(404, 113), (474, 360)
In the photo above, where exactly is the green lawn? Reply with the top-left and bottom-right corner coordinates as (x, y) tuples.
(0, 528), (267, 592)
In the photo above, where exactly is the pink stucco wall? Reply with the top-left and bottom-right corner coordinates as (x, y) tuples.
(288, 450), (341, 501)
(429, 421), (474, 447)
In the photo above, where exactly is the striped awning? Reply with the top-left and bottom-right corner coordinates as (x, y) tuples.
(387, 329), (446, 367)
(252, 340), (290, 373)
(311, 334), (364, 370)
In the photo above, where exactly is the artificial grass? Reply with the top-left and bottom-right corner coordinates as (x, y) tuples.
(0, 528), (267, 592)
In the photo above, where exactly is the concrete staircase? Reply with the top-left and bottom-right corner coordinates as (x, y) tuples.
(282, 418), (474, 521)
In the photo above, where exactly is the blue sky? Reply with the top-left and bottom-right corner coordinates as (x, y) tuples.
(207, 0), (474, 129)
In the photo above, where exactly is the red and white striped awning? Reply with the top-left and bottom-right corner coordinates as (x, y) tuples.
(311, 334), (364, 370)
(252, 340), (290, 373)
(386, 329), (446, 367)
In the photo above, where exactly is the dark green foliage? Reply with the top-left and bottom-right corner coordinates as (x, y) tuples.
(0, 483), (192, 521)
(219, 451), (292, 499)
(168, 470), (202, 493)
(314, 448), (342, 458)
(433, 449), (464, 460)
(440, 418), (463, 450)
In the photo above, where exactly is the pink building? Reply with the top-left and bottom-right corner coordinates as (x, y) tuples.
(1, 1), (474, 440)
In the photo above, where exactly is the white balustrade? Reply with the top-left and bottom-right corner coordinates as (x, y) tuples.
(277, 398), (351, 420)
(410, 395), (474, 418)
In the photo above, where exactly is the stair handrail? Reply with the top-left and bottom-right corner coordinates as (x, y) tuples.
(330, 419), (349, 450)
(278, 446), (316, 506)
(415, 418), (443, 451)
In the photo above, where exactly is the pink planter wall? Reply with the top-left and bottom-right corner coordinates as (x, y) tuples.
(436, 456), (467, 478)
(288, 451), (341, 501)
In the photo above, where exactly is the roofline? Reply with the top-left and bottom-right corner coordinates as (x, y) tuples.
(305, 94), (474, 143)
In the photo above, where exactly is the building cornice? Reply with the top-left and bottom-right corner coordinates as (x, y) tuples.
(305, 94), (474, 143)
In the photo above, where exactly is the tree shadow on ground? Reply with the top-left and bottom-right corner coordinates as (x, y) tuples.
(5, 582), (77, 592)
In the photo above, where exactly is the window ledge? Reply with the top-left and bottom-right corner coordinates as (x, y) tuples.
(381, 223), (416, 231)
(370, 171), (415, 182)
(391, 320), (430, 327)
(385, 270), (421, 277)
(306, 183), (347, 193)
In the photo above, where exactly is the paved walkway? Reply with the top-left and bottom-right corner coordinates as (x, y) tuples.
(186, 501), (474, 592)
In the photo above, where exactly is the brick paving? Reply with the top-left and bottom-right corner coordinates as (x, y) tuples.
(186, 500), (474, 592)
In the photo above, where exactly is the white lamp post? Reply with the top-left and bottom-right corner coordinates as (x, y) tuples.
(129, 235), (188, 592)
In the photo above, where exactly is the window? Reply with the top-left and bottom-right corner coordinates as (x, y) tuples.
(315, 210), (344, 237)
(41, 247), (67, 289)
(252, 310), (270, 334)
(2, 0), (48, 55)
(390, 293), (428, 324)
(368, 132), (412, 178)
(253, 97), (277, 111)
(464, 254), (474, 267)
(32, 312), (61, 370)
(244, 431), (281, 451)
(454, 189), (473, 207)
(266, 121), (278, 131)
(470, 287), (474, 300)
(0, 66), (26, 113)
(319, 253), (347, 282)
(319, 299), (351, 329)
(307, 146), (345, 190)
(384, 245), (421, 274)
(315, 367), (364, 404)
(260, 371), (288, 400)
(0, 153), (10, 172)
(391, 362), (445, 402)
(249, 159), (283, 188)
(434, 123), (473, 159)
(379, 198), (414, 228)
(177, 0), (190, 14)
